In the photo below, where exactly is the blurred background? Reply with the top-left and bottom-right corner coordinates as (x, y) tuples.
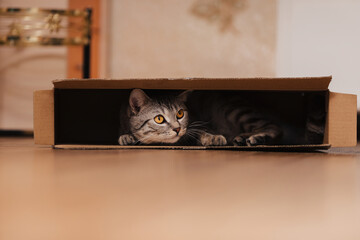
(0, 0), (359, 131)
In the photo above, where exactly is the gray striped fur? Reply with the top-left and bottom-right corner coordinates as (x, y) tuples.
(119, 89), (284, 146)
(118, 89), (190, 145)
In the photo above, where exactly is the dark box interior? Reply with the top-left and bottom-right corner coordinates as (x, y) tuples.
(54, 89), (328, 146)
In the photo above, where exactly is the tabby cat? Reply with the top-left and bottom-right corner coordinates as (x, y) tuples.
(118, 89), (285, 146)
(118, 89), (190, 145)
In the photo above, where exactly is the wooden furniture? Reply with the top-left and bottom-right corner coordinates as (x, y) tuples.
(0, 7), (92, 78)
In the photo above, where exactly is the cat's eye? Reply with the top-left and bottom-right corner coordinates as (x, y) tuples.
(154, 115), (165, 124)
(176, 109), (184, 119)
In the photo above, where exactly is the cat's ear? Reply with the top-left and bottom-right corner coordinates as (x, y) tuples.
(129, 89), (151, 114)
(177, 90), (193, 102)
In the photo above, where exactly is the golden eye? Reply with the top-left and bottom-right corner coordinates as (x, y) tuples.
(176, 109), (184, 119)
(154, 115), (165, 124)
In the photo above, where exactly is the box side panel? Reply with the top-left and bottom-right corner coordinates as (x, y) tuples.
(33, 90), (54, 145)
(327, 92), (357, 147)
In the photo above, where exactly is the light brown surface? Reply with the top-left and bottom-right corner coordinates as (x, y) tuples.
(327, 92), (357, 147)
(52, 76), (332, 90)
(1, 137), (360, 239)
(109, 0), (276, 78)
(33, 90), (54, 145)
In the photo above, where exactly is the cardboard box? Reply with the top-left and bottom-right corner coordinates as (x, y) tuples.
(33, 76), (357, 150)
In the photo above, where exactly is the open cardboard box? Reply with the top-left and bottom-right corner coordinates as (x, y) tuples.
(34, 76), (357, 151)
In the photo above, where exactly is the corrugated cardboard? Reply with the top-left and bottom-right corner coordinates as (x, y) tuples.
(33, 90), (54, 145)
(326, 92), (357, 147)
(33, 76), (357, 150)
(54, 144), (331, 151)
(53, 76), (331, 90)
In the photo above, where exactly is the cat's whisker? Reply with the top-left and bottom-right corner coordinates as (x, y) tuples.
(188, 123), (208, 128)
(188, 124), (208, 128)
(187, 135), (201, 145)
(184, 131), (197, 137)
(187, 128), (205, 131)
(184, 132), (202, 144)
(189, 120), (209, 124)
(185, 132), (199, 138)
(137, 134), (156, 144)
(186, 133), (198, 139)
(187, 129), (206, 134)
(188, 126), (207, 130)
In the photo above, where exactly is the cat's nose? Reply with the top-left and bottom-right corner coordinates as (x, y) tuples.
(173, 127), (181, 135)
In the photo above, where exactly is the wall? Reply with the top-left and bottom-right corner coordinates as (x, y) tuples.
(108, 0), (277, 78)
(277, 0), (360, 107)
(2, 0), (359, 130)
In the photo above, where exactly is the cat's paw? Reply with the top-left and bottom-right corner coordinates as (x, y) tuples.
(200, 133), (227, 146)
(233, 133), (270, 146)
(118, 134), (136, 145)
(232, 136), (247, 146)
(245, 134), (267, 146)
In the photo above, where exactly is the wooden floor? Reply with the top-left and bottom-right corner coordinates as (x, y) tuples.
(1, 137), (360, 240)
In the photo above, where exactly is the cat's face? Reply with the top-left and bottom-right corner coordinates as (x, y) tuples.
(128, 89), (190, 144)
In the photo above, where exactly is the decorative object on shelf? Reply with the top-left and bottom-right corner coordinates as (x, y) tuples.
(0, 7), (92, 78)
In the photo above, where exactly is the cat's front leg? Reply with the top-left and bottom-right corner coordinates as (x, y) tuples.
(200, 132), (227, 146)
(118, 134), (137, 145)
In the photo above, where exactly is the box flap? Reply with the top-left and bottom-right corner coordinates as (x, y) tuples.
(33, 90), (54, 145)
(326, 92), (357, 147)
(53, 76), (332, 91)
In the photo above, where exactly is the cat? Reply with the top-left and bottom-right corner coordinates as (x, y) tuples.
(118, 89), (190, 145)
(118, 89), (284, 146)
